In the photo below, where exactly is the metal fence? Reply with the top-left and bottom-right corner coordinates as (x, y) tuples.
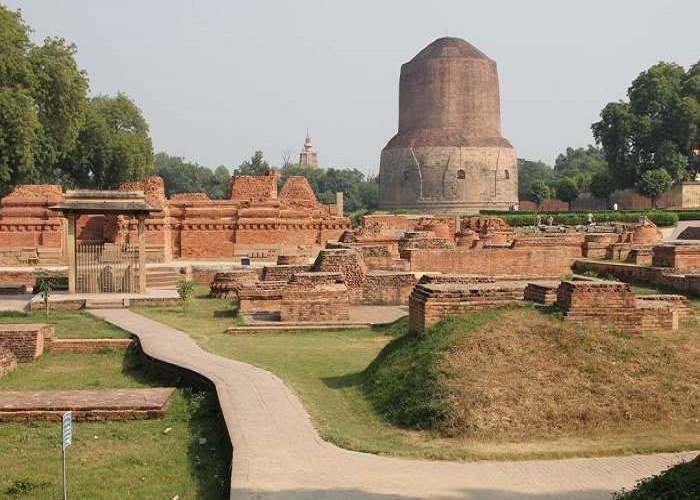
(75, 242), (139, 293)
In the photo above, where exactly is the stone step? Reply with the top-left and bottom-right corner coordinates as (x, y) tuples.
(84, 298), (127, 309)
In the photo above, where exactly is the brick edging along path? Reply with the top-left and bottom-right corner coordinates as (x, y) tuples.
(90, 309), (698, 500)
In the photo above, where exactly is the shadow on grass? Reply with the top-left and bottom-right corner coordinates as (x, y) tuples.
(322, 370), (365, 390)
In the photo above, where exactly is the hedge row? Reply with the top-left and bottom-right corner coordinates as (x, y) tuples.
(491, 211), (679, 227)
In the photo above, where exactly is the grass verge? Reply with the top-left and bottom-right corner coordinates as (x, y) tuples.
(0, 310), (129, 339)
(134, 292), (700, 461)
(0, 345), (229, 499)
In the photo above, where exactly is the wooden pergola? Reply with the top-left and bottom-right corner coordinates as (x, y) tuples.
(51, 190), (152, 294)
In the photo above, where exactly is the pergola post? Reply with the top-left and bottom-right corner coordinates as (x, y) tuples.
(66, 214), (76, 293)
(137, 214), (146, 293)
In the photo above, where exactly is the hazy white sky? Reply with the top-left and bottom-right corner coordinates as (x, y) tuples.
(7, 0), (699, 174)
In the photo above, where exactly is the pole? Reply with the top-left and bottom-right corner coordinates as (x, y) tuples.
(62, 444), (67, 500)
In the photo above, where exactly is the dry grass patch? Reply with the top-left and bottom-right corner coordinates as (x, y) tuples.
(441, 309), (699, 440)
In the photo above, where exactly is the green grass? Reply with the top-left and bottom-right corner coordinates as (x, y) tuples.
(0, 346), (229, 498)
(0, 310), (129, 339)
(134, 292), (700, 461)
(0, 390), (229, 499)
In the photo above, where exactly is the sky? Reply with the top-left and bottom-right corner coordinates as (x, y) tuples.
(6, 0), (699, 175)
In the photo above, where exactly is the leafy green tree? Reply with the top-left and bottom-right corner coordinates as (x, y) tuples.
(556, 177), (580, 203)
(637, 168), (673, 208)
(589, 170), (616, 205)
(526, 181), (551, 211)
(553, 146), (607, 192)
(154, 152), (229, 199)
(592, 61), (699, 188)
(236, 150), (270, 176)
(0, 6), (89, 193)
(517, 159), (554, 200)
(68, 94), (153, 188)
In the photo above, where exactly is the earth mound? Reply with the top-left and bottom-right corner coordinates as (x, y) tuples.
(363, 307), (699, 440)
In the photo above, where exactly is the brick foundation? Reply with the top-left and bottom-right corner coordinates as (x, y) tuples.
(280, 283), (350, 322)
(209, 270), (260, 298)
(49, 338), (132, 353)
(652, 244), (700, 273)
(0, 347), (17, 377)
(0, 324), (54, 361)
(524, 282), (559, 305)
(237, 282), (286, 313)
(409, 282), (528, 333)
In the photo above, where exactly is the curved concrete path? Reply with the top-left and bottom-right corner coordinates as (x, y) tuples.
(91, 309), (697, 500)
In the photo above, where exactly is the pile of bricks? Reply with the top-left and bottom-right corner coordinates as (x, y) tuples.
(0, 324), (54, 361)
(280, 283), (350, 323)
(0, 347), (16, 377)
(209, 269), (260, 298)
(524, 282), (559, 305)
(409, 282), (527, 333)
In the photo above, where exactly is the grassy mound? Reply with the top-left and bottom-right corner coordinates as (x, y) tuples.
(614, 455), (699, 499)
(363, 307), (699, 440)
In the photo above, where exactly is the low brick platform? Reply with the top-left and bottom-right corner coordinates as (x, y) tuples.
(237, 281), (286, 313)
(524, 282), (559, 305)
(652, 244), (700, 273)
(0, 323), (54, 361)
(555, 281), (679, 334)
(409, 282), (534, 333)
(261, 264), (311, 282)
(0, 387), (175, 422)
(49, 338), (132, 353)
(635, 295), (696, 321)
(0, 347), (16, 377)
(280, 283), (350, 323)
(209, 269), (259, 298)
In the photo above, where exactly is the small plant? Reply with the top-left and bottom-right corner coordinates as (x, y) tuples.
(176, 280), (195, 309)
(35, 269), (54, 317)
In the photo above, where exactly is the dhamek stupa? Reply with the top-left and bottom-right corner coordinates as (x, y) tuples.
(379, 37), (518, 214)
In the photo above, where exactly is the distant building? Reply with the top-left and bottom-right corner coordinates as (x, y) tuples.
(299, 131), (318, 167)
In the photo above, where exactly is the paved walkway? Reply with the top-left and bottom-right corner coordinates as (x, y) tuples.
(91, 309), (697, 500)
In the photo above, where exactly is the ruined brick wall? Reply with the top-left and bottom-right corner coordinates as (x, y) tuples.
(361, 272), (416, 305)
(406, 242), (582, 278)
(0, 348), (17, 377)
(523, 282), (559, 305)
(290, 272), (343, 285)
(652, 244), (700, 273)
(409, 282), (526, 333)
(555, 281), (677, 334)
(236, 281), (286, 314)
(262, 265), (312, 282)
(0, 324), (54, 361)
(312, 248), (368, 288)
(209, 270), (260, 298)
(228, 171), (277, 202)
(280, 283), (350, 322)
(0, 185), (64, 264)
(49, 339), (132, 353)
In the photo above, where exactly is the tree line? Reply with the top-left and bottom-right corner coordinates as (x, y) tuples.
(522, 60), (699, 209)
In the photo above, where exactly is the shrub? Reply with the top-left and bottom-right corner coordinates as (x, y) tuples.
(176, 280), (195, 309)
(613, 455), (699, 499)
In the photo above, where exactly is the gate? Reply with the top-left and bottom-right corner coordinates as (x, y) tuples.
(75, 243), (140, 293)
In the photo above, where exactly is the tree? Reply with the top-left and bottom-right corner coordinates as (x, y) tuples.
(517, 159), (554, 200)
(553, 146), (607, 192)
(589, 170), (616, 205)
(526, 181), (550, 211)
(637, 168), (673, 208)
(154, 152), (229, 199)
(556, 177), (580, 204)
(0, 6), (89, 193)
(592, 61), (699, 189)
(68, 94), (153, 188)
(236, 150), (270, 176)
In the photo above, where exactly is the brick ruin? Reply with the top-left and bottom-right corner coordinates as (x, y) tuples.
(0, 171), (350, 265)
(0, 324), (54, 361)
(0, 347), (17, 378)
(408, 277), (693, 334)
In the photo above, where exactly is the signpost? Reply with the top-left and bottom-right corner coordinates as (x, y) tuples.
(62, 411), (72, 500)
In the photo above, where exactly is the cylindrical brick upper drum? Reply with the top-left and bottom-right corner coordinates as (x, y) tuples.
(398, 41), (502, 142)
(379, 37), (518, 214)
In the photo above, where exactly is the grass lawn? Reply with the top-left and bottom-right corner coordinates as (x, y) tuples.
(134, 286), (700, 461)
(0, 346), (230, 499)
(0, 310), (129, 339)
